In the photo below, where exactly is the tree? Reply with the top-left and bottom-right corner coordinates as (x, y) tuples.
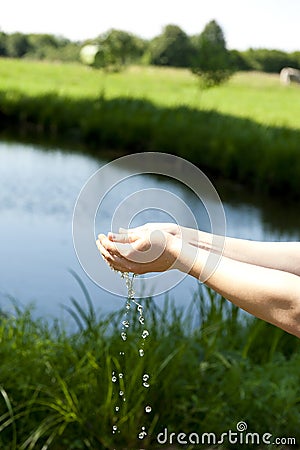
(192, 20), (233, 87)
(229, 49), (252, 71)
(241, 48), (297, 73)
(5, 32), (31, 58)
(26, 34), (80, 61)
(149, 24), (194, 67)
(96, 29), (146, 70)
(0, 31), (7, 56)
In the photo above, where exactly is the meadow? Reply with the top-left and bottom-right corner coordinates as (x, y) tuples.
(1, 58), (300, 128)
(1, 58), (300, 197)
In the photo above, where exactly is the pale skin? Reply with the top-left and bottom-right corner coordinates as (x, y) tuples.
(96, 223), (300, 338)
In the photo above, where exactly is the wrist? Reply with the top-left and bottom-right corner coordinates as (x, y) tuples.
(169, 237), (202, 276)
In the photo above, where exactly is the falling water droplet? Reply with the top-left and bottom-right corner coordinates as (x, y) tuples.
(122, 320), (130, 328)
(121, 332), (127, 341)
(139, 349), (144, 357)
(112, 376), (117, 383)
(115, 406), (119, 412)
(145, 405), (152, 413)
(119, 390), (124, 396)
(138, 427), (147, 439)
(142, 330), (149, 339)
(142, 374), (150, 388)
(119, 373), (123, 379)
(139, 317), (145, 325)
(112, 425), (118, 434)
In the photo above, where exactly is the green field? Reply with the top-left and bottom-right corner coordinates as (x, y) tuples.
(1, 58), (300, 197)
(1, 58), (300, 129)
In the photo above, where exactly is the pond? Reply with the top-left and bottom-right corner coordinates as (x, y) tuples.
(0, 140), (299, 322)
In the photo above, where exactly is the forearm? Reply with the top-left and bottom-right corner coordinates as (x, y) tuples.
(181, 226), (300, 276)
(173, 240), (300, 338)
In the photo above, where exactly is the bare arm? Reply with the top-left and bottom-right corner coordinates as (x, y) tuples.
(117, 223), (300, 276)
(176, 240), (300, 337)
(97, 231), (300, 338)
(181, 227), (300, 277)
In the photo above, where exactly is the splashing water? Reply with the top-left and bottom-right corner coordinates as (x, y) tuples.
(110, 270), (151, 442)
(142, 373), (150, 388)
(138, 426), (147, 440)
(142, 330), (149, 339)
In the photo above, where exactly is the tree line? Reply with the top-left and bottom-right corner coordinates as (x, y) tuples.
(1, 21), (300, 76)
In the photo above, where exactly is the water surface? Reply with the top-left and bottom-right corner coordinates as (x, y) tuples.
(0, 140), (299, 321)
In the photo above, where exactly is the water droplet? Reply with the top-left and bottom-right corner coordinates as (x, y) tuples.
(142, 330), (149, 339)
(126, 304), (130, 310)
(138, 427), (147, 439)
(139, 349), (144, 357)
(123, 397), (126, 402)
(115, 406), (119, 412)
(111, 376), (117, 383)
(139, 317), (145, 325)
(112, 425), (118, 434)
(119, 390), (124, 396)
(145, 405), (152, 413)
(122, 320), (130, 328)
(137, 305), (143, 313)
(119, 351), (125, 356)
(143, 382), (150, 388)
(119, 373), (123, 379)
(121, 332), (127, 341)
(142, 374), (149, 381)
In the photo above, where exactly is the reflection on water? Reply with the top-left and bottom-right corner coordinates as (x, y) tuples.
(0, 140), (299, 319)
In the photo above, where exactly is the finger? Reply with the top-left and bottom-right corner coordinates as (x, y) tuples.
(98, 234), (120, 255)
(96, 240), (127, 270)
(96, 239), (112, 261)
(108, 232), (138, 243)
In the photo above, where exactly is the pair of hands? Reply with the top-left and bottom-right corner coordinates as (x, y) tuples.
(96, 223), (183, 274)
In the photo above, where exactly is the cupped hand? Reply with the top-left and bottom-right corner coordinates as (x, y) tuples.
(118, 222), (182, 239)
(96, 228), (181, 274)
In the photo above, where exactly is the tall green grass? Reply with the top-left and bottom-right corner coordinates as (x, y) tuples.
(0, 279), (299, 449)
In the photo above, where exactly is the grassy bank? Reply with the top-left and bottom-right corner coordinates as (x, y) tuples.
(0, 282), (299, 449)
(1, 59), (300, 197)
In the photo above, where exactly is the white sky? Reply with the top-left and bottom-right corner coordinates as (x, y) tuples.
(1, 0), (299, 51)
